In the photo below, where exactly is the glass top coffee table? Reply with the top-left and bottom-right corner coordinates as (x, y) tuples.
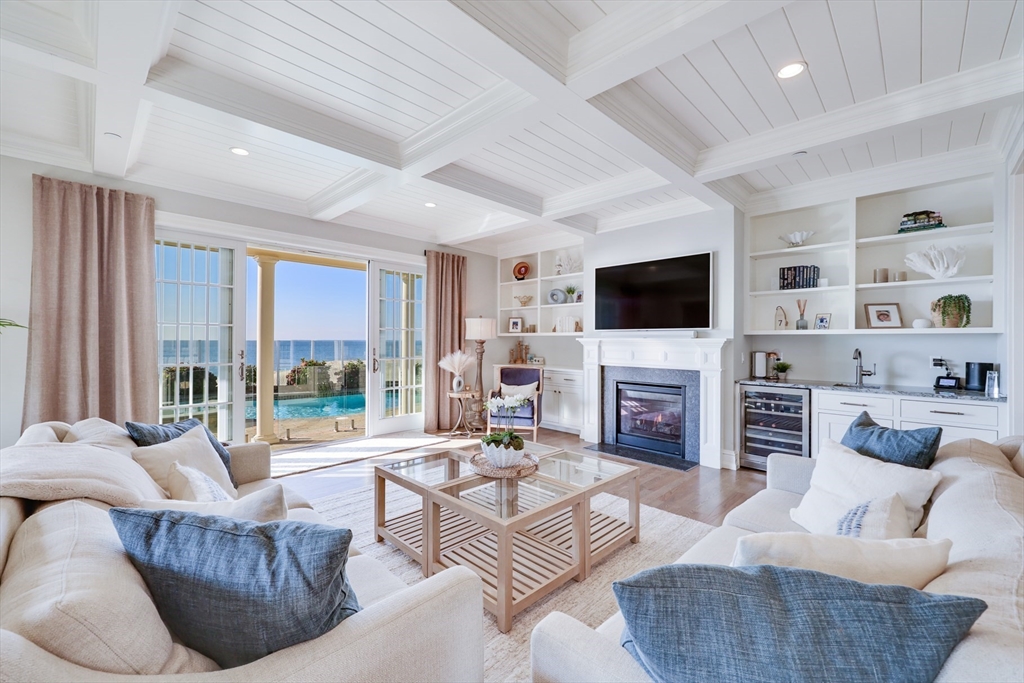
(374, 444), (639, 632)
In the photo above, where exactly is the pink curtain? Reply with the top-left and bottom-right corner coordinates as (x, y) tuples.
(22, 175), (158, 429)
(424, 250), (466, 432)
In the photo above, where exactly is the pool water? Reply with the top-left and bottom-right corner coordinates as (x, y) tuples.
(245, 394), (365, 420)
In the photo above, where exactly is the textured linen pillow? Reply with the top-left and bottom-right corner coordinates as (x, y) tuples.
(108, 508), (360, 668)
(126, 418), (235, 486)
(500, 381), (539, 399)
(614, 564), (985, 683)
(841, 411), (942, 469)
(791, 439), (941, 534)
(139, 484), (288, 523)
(732, 533), (952, 589)
(132, 425), (236, 499)
(834, 492), (912, 539)
(167, 461), (232, 502)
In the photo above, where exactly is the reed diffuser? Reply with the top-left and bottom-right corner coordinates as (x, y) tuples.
(796, 299), (808, 330)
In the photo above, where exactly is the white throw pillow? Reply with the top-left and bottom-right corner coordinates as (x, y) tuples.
(834, 493), (912, 539)
(500, 381), (539, 399)
(167, 462), (231, 502)
(732, 532), (952, 590)
(132, 425), (236, 499)
(791, 439), (941, 534)
(139, 484), (288, 523)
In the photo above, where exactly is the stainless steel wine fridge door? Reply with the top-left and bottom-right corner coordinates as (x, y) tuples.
(739, 385), (811, 471)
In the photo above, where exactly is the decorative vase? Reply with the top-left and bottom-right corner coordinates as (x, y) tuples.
(481, 441), (525, 468)
(452, 375), (464, 392)
(796, 315), (808, 330)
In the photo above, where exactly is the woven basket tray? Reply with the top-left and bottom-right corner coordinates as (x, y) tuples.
(469, 452), (539, 479)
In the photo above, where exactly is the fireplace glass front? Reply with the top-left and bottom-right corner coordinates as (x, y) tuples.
(616, 383), (685, 456)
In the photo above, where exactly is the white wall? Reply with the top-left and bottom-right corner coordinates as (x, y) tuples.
(0, 155), (497, 446)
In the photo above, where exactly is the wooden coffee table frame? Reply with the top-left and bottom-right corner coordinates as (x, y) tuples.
(375, 451), (639, 632)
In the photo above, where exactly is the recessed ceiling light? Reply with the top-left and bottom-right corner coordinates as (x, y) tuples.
(777, 62), (807, 79)
(792, 150), (808, 157)
(424, 202), (437, 208)
(103, 132), (122, 139)
(230, 147), (249, 156)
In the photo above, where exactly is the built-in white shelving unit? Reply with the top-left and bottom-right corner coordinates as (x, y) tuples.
(498, 246), (584, 337)
(744, 175), (1000, 335)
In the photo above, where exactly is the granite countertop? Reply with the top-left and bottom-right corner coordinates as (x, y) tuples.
(737, 378), (1007, 403)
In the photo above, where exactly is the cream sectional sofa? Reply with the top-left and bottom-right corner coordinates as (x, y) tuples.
(0, 419), (484, 683)
(531, 437), (1024, 683)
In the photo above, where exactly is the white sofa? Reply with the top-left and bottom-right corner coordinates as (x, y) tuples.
(531, 437), (1024, 683)
(0, 419), (485, 682)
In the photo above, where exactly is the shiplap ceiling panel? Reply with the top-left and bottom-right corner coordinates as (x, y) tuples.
(876, 0), (922, 94)
(168, 0), (500, 141)
(133, 106), (357, 199)
(587, 187), (692, 219)
(746, 8), (825, 121)
(829, 1), (887, 103)
(1004, 0), (1023, 57)
(740, 171), (773, 193)
(351, 183), (519, 232)
(818, 148), (851, 177)
(0, 0), (96, 66)
(712, 26), (799, 129)
(459, 115), (640, 197)
(545, 0), (607, 33)
(783, 0), (854, 112)
(658, 56), (750, 142)
(922, 0), (969, 82)
(685, 42), (772, 137)
(893, 127), (923, 163)
(961, 0), (1019, 70)
(631, 70), (721, 148)
(0, 60), (83, 147)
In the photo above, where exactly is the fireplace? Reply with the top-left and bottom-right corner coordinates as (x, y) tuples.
(616, 383), (685, 456)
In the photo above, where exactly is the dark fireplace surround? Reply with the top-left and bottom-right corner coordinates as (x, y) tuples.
(602, 366), (701, 463)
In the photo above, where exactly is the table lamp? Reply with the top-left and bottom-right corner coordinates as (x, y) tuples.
(465, 316), (497, 400)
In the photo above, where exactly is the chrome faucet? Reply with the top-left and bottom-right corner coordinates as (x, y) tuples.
(852, 348), (876, 386)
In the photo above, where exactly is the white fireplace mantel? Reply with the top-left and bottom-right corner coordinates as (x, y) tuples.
(578, 337), (729, 469)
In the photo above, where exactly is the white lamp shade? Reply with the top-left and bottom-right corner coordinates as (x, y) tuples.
(465, 317), (497, 340)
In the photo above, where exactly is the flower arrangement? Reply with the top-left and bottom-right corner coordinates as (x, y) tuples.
(481, 394), (530, 466)
(438, 350), (475, 392)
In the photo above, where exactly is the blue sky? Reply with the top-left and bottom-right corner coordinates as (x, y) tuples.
(246, 258), (367, 340)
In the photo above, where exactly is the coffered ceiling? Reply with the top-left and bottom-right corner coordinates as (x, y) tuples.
(1, 0), (1021, 255)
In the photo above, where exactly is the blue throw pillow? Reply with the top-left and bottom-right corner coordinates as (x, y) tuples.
(841, 411), (942, 469)
(614, 564), (985, 683)
(126, 418), (236, 486)
(109, 508), (360, 668)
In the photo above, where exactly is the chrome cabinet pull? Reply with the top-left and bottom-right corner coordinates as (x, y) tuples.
(840, 402), (869, 407)
(930, 409), (965, 416)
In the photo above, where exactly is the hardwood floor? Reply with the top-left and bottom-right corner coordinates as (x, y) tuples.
(279, 428), (766, 526)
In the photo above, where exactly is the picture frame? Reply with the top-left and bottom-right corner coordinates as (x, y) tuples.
(508, 317), (523, 333)
(814, 313), (831, 330)
(574, 290), (583, 303)
(864, 303), (903, 328)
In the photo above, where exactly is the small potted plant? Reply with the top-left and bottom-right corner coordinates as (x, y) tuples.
(563, 284), (577, 301)
(773, 361), (792, 382)
(481, 394), (529, 467)
(930, 294), (971, 328)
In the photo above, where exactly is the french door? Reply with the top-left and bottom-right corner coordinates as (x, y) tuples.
(367, 262), (425, 435)
(154, 231), (246, 442)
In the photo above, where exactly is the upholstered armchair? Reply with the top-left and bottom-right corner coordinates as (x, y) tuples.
(487, 366), (543, 440)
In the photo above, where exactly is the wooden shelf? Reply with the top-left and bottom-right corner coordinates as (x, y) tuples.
(855, 275), (993, 290)
(855, 222), (994, 247)
(749, 240), (849, 259)
(749, 285), (848, 297)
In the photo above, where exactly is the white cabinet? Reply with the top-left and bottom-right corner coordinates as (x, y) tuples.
(541, 368), (583, 433)
(811, 388), (1006, 456)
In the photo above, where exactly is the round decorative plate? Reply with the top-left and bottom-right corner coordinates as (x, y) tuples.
(469, 452), (539, 479)
(547, 288), (567, 304)
(513, 261), (531, 280)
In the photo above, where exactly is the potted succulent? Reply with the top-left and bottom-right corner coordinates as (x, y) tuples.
(930, 294), (971, 328)
(481, 394), (529, 467)
(773, 361), (792, 383)
(563, 284), (577, 301)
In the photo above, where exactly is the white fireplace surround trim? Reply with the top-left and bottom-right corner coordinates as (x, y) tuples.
(578, 337), (728, 469)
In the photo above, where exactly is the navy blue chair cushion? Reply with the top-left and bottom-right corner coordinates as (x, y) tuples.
(125, 418), (236, 486)
(109, 508), (360, 669)
(841, 411), (942, 469)
(614, 564), (985, 683)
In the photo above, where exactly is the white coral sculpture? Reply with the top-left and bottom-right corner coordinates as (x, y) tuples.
(904, 245), (966, 279)
(438, 350), (475, 376)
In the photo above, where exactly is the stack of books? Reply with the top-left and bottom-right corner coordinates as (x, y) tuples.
(898, 210), (946, 233)
(779, 265), (820, 290)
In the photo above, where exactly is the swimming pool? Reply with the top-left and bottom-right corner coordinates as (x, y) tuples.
(245, 394), (365, 420)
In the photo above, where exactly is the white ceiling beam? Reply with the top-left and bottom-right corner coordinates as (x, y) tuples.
(567, 0), (789, 100)
(695, 59), (1024, 182)
(542, 168), (671, 219)
(307, 170), (407, 221)
(594, 197), (711, 233)
(91, 0), (179, 178)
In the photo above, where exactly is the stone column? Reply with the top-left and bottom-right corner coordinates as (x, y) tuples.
(253, 255), (279, 444)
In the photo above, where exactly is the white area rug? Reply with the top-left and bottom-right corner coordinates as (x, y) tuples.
(313, 481), (713, 682)
(271, 432), (448, 477)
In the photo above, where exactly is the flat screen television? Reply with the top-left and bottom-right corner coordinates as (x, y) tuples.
(595, 252), (712, 330)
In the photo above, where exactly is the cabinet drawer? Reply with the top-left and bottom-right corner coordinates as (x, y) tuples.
(815, 392), (894, 417)
(900, 400), (998, 427)
(900, 421), (998, 445)
(543, 371), (581, 388)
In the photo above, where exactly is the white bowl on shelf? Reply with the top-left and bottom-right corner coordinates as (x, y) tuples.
(779, 231), (815, 247)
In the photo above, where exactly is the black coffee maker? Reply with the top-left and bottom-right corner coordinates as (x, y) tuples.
(965, 362), (994, 392)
